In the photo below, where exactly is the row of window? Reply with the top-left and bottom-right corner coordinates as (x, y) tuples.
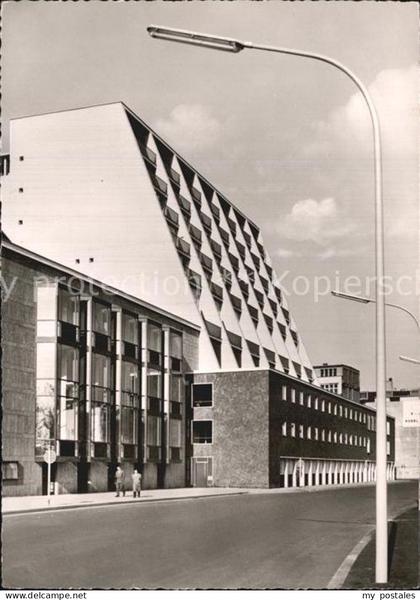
(321, 383), (339, 394)
(318, 367), (338, 377)
(146, 144), (297, 352)
(280, 421), (371, 449)
(280, 385), (376, 429)
(36, 286), (185, 458)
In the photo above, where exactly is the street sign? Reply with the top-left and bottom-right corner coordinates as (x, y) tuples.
(43, 448), (57, 464)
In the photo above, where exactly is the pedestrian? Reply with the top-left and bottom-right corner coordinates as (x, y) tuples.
(132, 469), (142, 498)
(115, 465), (125, 497)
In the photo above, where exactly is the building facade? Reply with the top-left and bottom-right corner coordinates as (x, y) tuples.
(1, 103), (396, 496)
(2, 102), (315, 381)
(2, 239), (199, 496)
(360, 390), (419, 480)
(314, 363), (360, 402)
(189, 370), (395, 489)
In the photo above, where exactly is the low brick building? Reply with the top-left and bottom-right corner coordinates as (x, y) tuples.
(189, 370), (395, 488)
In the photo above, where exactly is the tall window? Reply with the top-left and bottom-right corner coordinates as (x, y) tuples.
(93, 301), (111, 335)
(57, 345), (79, 441)
(91, 353), (112, 443)
(91, 402), (110, 443)
(171, 375), (183, 403)
(148, 323), (162, 353)
(147, 369), (162, 399)
(170, 331), (182, 372)
(147, 415), (162, 446)
(282, 385), (287, 401)
(122, 313), (138, 345)
(120, 361), (139, 445)
(92, 354), (111, 391)
(58, 288), (79, 325)
(169, 419), (182, 448)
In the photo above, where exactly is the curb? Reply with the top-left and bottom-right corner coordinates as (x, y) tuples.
(326, 501), (418, 589)
(2, 491), (250, 516)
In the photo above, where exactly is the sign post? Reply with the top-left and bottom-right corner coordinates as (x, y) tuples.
(44, 444), (57, 505)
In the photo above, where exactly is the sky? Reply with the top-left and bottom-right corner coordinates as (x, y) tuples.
(2, 1), (419, 389)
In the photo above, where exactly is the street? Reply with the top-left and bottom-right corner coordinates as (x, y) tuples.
(2, 481), (417, 589)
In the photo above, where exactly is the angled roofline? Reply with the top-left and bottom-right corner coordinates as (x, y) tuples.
(9, 100), (261, 234)
(1, 237), (201, 333)
(122, 102), (261, 233)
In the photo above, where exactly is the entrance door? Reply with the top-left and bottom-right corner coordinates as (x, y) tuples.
(192, 459), (209, 487)
(196, 461), (208, 487)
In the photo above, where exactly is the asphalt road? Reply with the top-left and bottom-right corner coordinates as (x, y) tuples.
(2, 481), (417, 589)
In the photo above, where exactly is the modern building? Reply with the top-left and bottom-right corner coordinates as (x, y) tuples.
(360, 389), (419, 480)
(314, 363), (360, 402)
(1, 103), (396, 496)
(1, 235), (199, 495)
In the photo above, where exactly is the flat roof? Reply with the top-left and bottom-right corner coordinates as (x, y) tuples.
(189, 366), (386, 417)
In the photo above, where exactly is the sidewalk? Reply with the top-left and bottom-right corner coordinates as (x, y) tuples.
(2, 480), (411, 516)
(2, 486), (249, 515)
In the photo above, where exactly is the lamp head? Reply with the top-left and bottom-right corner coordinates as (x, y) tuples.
(331, 290), (371, 304)
(147, 25), (245, 53)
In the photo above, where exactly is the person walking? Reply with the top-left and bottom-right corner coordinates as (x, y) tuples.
(115, 465), (125, 497)
(132, 469), (142, 498)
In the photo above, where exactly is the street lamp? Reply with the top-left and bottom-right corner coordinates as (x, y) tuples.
(399, 355), (420, 366)
(147, 25), (388, 583)
(331, 290), (420, 333)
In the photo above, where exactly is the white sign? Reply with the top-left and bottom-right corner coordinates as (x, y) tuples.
(402, 397), (420, 428)
(43, 448), (57, 464)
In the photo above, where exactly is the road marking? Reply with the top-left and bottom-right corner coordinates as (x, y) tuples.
(327, 527), (374, 589)
(327, 501), (417, 589)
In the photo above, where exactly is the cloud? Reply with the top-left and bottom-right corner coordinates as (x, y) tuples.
(277, 197), (356, 245)
(316, 247), (365, 261)
(305, 65), (417, 160)
(275, 247), (299, 258)
(155, 104), (223, 152)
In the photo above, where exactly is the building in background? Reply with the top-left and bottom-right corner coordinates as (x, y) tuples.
(314, 363), (360, 402)
(360, 388), (419, 480)
(1, 103), (396, 496)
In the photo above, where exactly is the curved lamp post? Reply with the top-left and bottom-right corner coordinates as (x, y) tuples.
(147, 25), (388, 583)
(331, 290), (420, 333)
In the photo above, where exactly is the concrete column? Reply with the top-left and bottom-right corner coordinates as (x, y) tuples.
(334, 462), (339, 485)
(85, 297), (93, 464)
(328, 461), (333, 486)
(341, 462), (346, 485)
(346, 462), (351, 484)
(292, 460), (297, 488)
(321, 461), (327, 486)
(317, 461), (322, 486)
(283, 460), (289, 488)
(163, 326), (170, 465)
(114, 307), (123, 462)
(299, 459), (305, 487)
(308, 461), (313, 487)
(139, 319), (148, 463)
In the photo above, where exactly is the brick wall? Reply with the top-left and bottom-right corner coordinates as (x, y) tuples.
(2, 256), (41, 496)
(192, 371), (270, 488)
